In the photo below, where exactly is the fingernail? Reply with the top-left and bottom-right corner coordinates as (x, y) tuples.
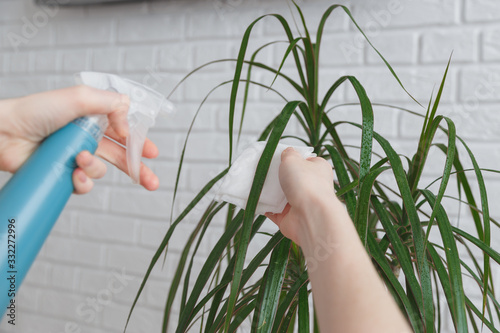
(284, 147), (294, 153)
(79, 172), (87, 183)
(82, 152), (93, 167)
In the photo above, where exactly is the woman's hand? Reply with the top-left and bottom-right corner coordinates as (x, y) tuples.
(265, 147), (339, 246)
(0, 86), (160, 194)
(265, 147), (412, 333)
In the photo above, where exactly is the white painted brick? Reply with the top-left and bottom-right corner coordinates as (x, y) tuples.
(105, 244), (155, 275)
(332, 103), (400, 139)
(459, 66), (500, 103)
(43, 235), (104, 267)
(6, 51), (32, 73)
(14, 284), (39, 313)
(182, 132), (229, 162)
(186, 162), (226, 192)
(187, 6), (262, 39)
(78, 266), (142, 306)
(48, 74), (75, 90)
(49, 263), (77, 291)
(352, 0), (457, 28)
(109, 188), (172, 219)
(144, 131), (180, 160)
(15, 0), (86, 21)
(138, 220), (170, 249)
(154, 102), (217, 132)
(123, 46), (155, 73)
(261, 0), (348, 36)
(482, 27), (500, 62)
(144, 279), (169, 309)
(51, 210), (74, 236)
(38, 288), (83, 319)
(23, 260), (51, 286)
(158, 43), (193, 72)
(149, 161), (187, 190)
(192, 41), (234, 70)
(60, 48), (90, 73)
(118, 14), (183, 44)
(321, 33), (364, 65)
(254, 70), (302, 103)
(0, 0), (27, 23)
(0, 313), (64, 333)
(0, 26), (4, 50)
(102, 302), (162, 332)
(92, 47), (122, 72)
(421, 29), (476, 64)
(169, 190), (218, 227)
(181, 72), (236, 102)
(33, 48), (59, 72)
(67, 184), (109, 211)
(366, 31), (416, 65)
(55, 20), (112, 45)
(346, 66), (454, 104)
(0, 77), (49, 98)
(76, 212), (138, 244)
(465, 141), (500, 173)
(86, 0), (148, 18)
(465, 0), (500, 22)
(3, 21), (53, 51)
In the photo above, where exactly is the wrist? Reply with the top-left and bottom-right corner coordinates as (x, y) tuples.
(296, 194), (350, 248)
(0, 98), (17, 135)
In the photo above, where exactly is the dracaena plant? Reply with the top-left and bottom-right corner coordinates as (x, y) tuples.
(125, 3), (500, 333)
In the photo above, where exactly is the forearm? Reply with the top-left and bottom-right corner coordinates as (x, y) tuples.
(299, 198), (412, 333)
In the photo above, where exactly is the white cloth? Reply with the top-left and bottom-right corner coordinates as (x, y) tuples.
(215, 142), (316, 215)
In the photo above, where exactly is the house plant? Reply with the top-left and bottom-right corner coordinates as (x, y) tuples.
(126, 3), (500, 332)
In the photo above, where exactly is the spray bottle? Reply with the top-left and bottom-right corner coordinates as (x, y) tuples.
(0, 72), (174, 316)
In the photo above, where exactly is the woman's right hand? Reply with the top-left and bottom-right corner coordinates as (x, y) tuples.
(265, 147), (339, 246)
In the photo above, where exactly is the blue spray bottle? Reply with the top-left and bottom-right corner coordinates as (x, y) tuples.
(0, 72), (174, 317)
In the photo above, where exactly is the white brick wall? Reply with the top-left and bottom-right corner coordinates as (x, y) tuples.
(0, 0), (499, 332)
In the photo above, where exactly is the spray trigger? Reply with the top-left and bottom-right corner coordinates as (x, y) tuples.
(75, 72), (174, 184)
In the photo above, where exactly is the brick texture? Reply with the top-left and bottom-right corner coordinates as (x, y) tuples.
(0, 0), (499, 332)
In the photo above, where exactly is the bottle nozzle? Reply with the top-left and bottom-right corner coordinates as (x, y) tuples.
(75, 72), (174, 184)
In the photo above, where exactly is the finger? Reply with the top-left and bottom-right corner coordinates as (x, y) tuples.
(96, 138), (160, 191)
(72, 168), (95, 194)
(265, 212), (279, 223)
(265, 204), (291, 227)
(139, 162), (160, 191)
(281, 147), (303, 161)
(104, 126), (159, 159)
(107, 96), (130, 138)
(76, 150), (107, 179)
(36, 86), (128, 130)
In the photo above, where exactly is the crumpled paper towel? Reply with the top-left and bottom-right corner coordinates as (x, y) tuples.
(215, 142), (316, 215)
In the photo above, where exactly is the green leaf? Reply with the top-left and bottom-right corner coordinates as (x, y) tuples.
(422, 116), (456, 246)
(206, 230), (283, 333)
(271, 271), (308, 333)
(298, 284), (310, 333)
(325, 145), (356, 219)
(372, 196), (424, 312)
(353, 166), (390, 247)
(344, 121), (435, 330)
(252, 238), (291, 333)
(228, 14), (307, 165)
(224, 101), (301, 333)
(367, 233), (423, 331)
(421, 191), (467, 332)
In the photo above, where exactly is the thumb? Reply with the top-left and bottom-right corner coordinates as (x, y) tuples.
(281, 146), (302, 161)
(37, 86), (130, 138)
